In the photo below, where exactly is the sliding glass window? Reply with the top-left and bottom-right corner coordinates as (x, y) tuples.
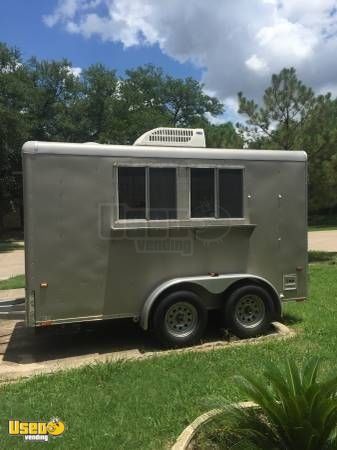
(118, 167), (177, 220)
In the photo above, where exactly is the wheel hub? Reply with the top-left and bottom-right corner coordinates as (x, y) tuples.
(235, 294), (265, 328)
(165, 302), (198, 338)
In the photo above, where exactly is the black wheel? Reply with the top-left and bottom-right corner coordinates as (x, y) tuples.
(224, 285), (273, 338)
(152, 290), (208, 348)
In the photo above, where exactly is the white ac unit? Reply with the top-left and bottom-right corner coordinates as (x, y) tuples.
(133, 127), (206, 148)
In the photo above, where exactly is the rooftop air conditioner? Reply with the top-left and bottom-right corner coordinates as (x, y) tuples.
(133, 127), (206, 148)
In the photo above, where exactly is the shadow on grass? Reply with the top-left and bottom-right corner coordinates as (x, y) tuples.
(282, 313), (303, 326)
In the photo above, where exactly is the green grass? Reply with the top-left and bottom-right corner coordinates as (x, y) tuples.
(0, 265), (336, 449)
(308, 225), (337, 231)
(308, 250), (337, 263)
(0, 274), (25, 290)
(308, 214), (337, 231)
(0, 240), (24, 253)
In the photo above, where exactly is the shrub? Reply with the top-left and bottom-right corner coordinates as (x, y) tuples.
(222, 358), (337, 450)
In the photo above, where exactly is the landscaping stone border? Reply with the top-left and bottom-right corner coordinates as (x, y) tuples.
(171, 401), (257, 450)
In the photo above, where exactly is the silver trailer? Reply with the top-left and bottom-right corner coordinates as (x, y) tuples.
(22, 128), (307, 347)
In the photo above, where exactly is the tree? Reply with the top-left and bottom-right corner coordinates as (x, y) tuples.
(238, 67), (315, 150)
(298, 94), (337, 212)
(205, 122), (243, 148)
(165, 75), (223, 126)
(0, 43), (30, 230)
(116, 65), (224, 144)
(238, 67), (337, 214)
(26, 57), (83, 142)
(81, 64), (119, 143)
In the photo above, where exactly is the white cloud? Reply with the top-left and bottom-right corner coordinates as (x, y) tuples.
(245, 54), (269, 73)
(256, 19), (318, 61)
(43, 0), (101, 28)
(67, 66), (82, 77)
(43, 0), (337, 114)
(43, 0), (80, 27)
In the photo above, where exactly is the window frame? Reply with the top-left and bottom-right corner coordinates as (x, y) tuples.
(118, 166), (146, 220)
(116, 165), (178, 222)
(190, 167), (216, 219)
(189, 166), (245, 220)
(112, 161), (247, 230)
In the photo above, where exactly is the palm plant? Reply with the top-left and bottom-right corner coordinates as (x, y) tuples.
(222, 358), (337, 450)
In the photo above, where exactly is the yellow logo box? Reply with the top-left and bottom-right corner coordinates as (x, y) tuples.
(9, 419), (65, 441)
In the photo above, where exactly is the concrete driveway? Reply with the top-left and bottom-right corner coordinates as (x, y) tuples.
(0, 243), (24, 280)
(0, 317), (292, 382)
(308, 230), (337, 252)
(0, 317), (232, 381)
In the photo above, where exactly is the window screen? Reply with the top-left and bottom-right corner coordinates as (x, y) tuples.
(219, 169), (243, 218)
(149, 168), (177, 220)
(191, 168), (215, 218)
(118, 167), (146, 219)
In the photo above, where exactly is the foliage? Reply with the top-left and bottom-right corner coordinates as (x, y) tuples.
(0, 43), (30, 229)
(0, 44), (229, 229)
(206, 122), (244, 148)
(238, 67), (337, 214)
(1, 40), (337, 225)
(238, 68), (315, 150)
(220, 358), (337, 450)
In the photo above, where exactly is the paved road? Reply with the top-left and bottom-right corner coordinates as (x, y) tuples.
(308, 230), (337, 252)
(0, 289), (25, 301)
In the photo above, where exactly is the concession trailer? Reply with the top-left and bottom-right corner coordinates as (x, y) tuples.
(22, 127), (307, 346)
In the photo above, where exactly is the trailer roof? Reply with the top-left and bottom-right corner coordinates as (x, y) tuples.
(22, 141), (307, 162)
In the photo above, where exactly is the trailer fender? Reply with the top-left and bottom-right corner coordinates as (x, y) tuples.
(140, 274), (280, 330)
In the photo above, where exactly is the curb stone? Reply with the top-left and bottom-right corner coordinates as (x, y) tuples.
(171, 402), (257, 450)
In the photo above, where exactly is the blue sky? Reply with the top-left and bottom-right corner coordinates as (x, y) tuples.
(1, 0), (337, 123)
(0, 0), (201, 79)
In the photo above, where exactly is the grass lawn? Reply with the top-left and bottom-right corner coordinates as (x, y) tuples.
(0, 264), (336, 449)
(308, 250), (337, 263)
(0, 240), (24, 253)
(0, 274), (25, 290)
(308, 225), (337, 231)
(308, 214), (337, 231)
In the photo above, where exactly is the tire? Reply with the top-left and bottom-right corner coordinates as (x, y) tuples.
(224, 285), (273, 339)
(152, 290), (208, 348)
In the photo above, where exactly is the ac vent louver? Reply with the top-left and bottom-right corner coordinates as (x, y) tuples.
(133, 127), (206, 148)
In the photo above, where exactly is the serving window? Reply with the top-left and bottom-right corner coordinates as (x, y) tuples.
(149, 168), (177, 220)
(190, 168), (243, 219)
(190, 168), (215, 218)
(118, 167), (146, 219)
(116, 164), (244, 224)
(219, 168), (243, 218)
(118, 167), (177, 220)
